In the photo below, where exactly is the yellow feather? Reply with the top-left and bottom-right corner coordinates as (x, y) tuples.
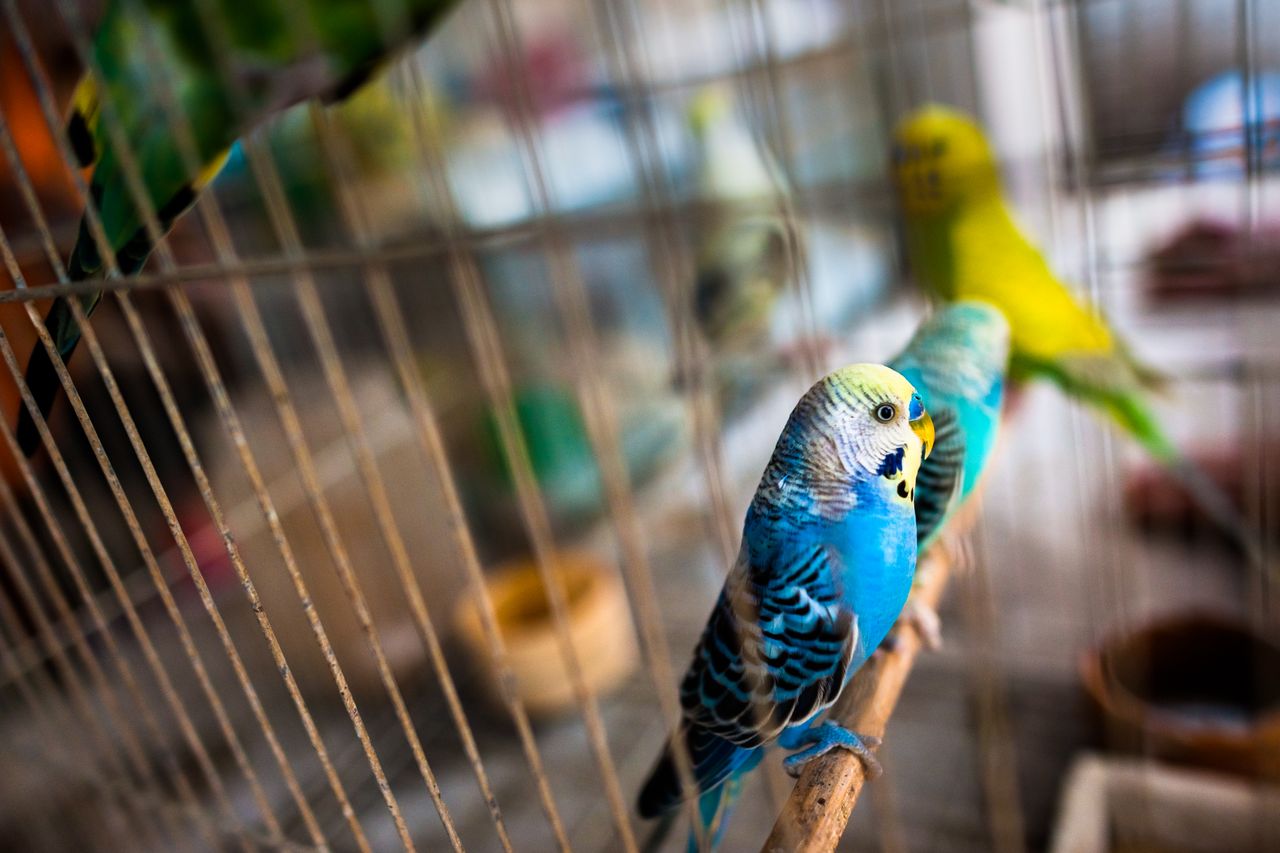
(194, 148), (231, 192)
(71, 75), (99, 124)
(67, 74), (101, 167)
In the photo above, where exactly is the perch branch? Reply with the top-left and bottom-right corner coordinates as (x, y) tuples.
(762, 540), (957, 853)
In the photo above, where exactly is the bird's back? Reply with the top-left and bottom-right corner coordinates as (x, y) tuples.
(81, 0), (457, 261)
(910, 197), (1116, 366)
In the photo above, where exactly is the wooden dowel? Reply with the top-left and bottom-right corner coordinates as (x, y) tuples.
(762, 544), (955, 853)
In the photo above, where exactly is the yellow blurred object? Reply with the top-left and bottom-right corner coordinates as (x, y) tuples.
(455, 552), (639, 717)
(892, 105), (1119, 363)
(687, 85), (731, 141)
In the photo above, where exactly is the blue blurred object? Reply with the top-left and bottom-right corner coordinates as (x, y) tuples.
(1179, 69), (1280, 177)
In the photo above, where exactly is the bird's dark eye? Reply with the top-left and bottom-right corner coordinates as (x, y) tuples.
(874, 403), (896, 423)
(933, 139), (947, 157)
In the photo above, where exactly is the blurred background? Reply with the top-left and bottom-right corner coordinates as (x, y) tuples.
(0, 0), (1277, 850)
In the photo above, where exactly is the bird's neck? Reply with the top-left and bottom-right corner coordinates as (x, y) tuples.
(751, 458), (859, 522)
(749, 458), (912, 535)
(906, 192), (1013, 297)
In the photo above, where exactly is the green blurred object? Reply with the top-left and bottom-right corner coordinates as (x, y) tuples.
(483, 384), (601, 521)
(263, 76), (452, 232)
(683, 87), (797, 418)
(479, 380), (686, 529)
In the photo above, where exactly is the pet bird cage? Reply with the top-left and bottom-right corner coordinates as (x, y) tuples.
(0, 0), (1278, 851)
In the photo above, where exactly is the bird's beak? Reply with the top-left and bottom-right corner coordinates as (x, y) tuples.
(911, 410), (934, 460)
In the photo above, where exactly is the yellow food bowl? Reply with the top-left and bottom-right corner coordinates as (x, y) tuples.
(454, 552), (639, 716)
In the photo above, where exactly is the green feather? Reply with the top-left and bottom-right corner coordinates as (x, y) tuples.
(17, 0), (460, 456)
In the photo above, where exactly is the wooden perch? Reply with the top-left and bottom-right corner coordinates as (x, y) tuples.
(762, 542), (955, 853)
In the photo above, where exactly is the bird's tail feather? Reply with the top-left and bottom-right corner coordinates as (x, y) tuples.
(685, 773), (746, 853)
(16, 297), (90, 456)
(638, 768), (749, 853)
(16, 109), (231, 454)
(1104, 392), (1265, 564)
(638, 726), (761, 852)
(66, 74), (101, 168)
(1165, 455), (1265, 569)
(637, 727), (756, 819)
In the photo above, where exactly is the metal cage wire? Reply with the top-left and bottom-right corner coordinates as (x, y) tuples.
(0, 0), (1277, 851)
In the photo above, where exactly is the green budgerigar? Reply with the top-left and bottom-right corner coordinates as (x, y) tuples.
(891, 105), (1168, 451)
(16, 0), (460, 455)
(892, 104), (1253, 550)
(688, 89), (791, 354)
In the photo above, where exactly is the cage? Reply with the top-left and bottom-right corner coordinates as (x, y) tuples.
(0, 0), (1277, 851)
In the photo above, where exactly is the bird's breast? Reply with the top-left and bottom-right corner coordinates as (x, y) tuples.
(830, 504), (917, 659)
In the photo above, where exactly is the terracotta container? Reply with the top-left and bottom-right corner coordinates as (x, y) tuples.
(1081, 613), (1280, 780)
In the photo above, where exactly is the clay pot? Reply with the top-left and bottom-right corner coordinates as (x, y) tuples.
(1081, 613), (1280, 779)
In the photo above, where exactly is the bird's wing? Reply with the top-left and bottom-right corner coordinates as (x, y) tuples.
(1016, 349), (1178, 463)
(1017, 347), (1149, 402)
(679, 543), (855, 751)
(1112, 337), (1171, 393)
(913, 404), (965, 549)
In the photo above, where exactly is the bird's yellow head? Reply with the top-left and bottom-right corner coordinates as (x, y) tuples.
(756, 364), (933, 520)
(891, 104), (1000, 217)
(687, 86), (732, 141)
(798, 365), (932, 481)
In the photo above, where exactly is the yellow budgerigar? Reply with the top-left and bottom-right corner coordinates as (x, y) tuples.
(891, 104), (1253, 548)
(891, 105), (1172, 456)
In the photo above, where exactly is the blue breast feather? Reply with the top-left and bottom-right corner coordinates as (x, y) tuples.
(701, 497), (907, 742)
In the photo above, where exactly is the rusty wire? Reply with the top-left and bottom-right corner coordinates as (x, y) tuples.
(0, 1), (1269, 852)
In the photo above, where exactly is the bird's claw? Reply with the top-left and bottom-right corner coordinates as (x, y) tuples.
(905, 601), (943, 651)
(877, 601), (943, 655)
(875, 632), (903, 656)
(782, 722), (883, 779)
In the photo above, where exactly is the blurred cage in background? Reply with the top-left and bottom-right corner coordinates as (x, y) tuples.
(0, 0), (1276, 851)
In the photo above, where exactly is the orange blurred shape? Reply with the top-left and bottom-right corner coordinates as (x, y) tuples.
(0, 42), (79, 209)
(0, 31), (85, 491)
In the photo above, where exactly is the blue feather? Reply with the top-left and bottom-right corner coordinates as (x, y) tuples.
(890, 301), (1009, 549)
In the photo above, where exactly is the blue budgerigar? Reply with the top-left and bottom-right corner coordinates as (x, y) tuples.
(883, 302), (1009, 650)
(891, 301), (1009, 552)
(637, 364), (934, 850)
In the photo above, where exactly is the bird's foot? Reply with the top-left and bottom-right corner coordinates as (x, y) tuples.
(782, 722), (882, 779)
(877, 600), (943, 655)
(904, 601), (943, 651)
